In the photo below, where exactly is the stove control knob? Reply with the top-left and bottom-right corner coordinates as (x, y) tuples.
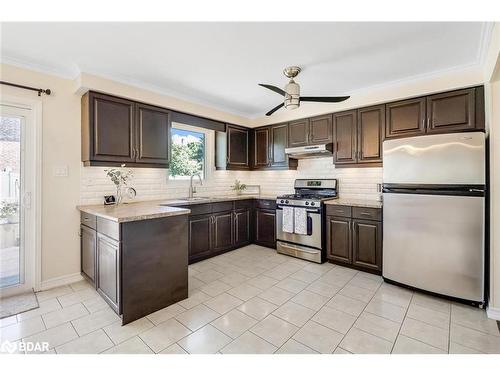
(280, 200), (284, 204)
(285, 200), (289, 204)
(305, 201), (310, 206)
(310, 202), (315, 206)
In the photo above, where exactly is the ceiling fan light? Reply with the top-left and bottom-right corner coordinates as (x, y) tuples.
(284, 94), (300, 110)
(284, 80), (300, 110)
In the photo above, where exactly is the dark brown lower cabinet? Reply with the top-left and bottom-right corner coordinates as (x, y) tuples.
(326, 205), (382, 274)
(351, 219), (382, 272)
(96, 233), (120, 314)
(81, 212), (189, 324)
(254, 208), (276, 248)
(188, 214), (212, 262)
(212, 211), (234, 253)
(80, 224), (96, 286)
(234, 209), (251, 247)
(326, 217), (352, 265)
(187, 203), (255, 263)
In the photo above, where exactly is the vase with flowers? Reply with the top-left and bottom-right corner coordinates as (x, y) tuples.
(104, 164), (133, 205)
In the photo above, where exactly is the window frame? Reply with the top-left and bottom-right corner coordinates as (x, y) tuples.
(168, 122), (214, 183)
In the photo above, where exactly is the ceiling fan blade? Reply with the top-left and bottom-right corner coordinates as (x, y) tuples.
(300, 96), (350, 103)
(265, 103), (285, 116)
(259, 84), (286, 96)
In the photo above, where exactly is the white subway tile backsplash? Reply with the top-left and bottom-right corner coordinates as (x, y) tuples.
(80, 159), (382, 205)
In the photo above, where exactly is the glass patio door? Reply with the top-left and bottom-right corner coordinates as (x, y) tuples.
(0, 104), (34, 296)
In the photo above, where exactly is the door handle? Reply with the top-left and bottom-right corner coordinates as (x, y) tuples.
(23, 192), (32, 209)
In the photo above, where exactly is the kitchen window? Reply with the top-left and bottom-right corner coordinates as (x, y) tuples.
(168, 123), (213, 180)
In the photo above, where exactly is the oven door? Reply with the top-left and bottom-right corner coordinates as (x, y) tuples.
(276, 207), (322, 249)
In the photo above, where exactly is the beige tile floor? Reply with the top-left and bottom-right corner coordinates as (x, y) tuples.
(1, 244), (499, 354)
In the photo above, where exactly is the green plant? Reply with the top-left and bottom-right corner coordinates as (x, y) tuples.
(170, 139), (204, 177)
(104, 164), (133, 204)
(231, 179), (247, 192)
(0, 201), (19, 219)
(104, 164), (133, 187)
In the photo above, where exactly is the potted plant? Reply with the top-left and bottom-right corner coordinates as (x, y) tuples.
(230, 179), (247, 195)
(104, 164), (133, 205)
(0, 200), (19, 224)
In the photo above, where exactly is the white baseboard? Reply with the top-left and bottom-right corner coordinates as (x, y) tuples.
(486, 306), (500, 321)
(38, 273), (84, 291)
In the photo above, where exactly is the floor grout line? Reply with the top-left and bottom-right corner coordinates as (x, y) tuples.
(389, 291), (413, 354)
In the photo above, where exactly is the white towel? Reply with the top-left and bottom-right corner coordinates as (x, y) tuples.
(282, 206), (294, 233)
(294, 207), (308, 235)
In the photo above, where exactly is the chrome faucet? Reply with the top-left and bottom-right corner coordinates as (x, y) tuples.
(189, 173), (202, 198)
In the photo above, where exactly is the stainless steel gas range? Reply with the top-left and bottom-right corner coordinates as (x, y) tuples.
(276, 179), (338, 263)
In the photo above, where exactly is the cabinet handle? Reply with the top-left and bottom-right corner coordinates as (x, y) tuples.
(359, 212), (371, 216)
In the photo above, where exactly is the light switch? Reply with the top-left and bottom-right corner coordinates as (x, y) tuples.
(53, 165), (69, 177)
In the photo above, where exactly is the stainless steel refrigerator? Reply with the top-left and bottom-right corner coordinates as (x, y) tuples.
(382, 131), (485, 303)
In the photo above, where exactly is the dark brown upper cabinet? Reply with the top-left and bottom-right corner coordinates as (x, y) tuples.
(226, 125), (250, 169)
(82, 91), (135, 165)
(333, 110), (357, 165)
(82, 91), (171, 168)
(426, 88), (477, 133)
(385, 87), (484, 140)
(135, 103), (171, 165)
(385, 97), (426, 139)
(288, 118), (310, 147)
(215, 125), (251, 171)
(270, 123), (288, 168)
(254, 127), (271, 168)
(252, 124), (298, 170)
(357, 105), (384, 164)
(332, 106), (383, 167)
(309, 114), (333, 144)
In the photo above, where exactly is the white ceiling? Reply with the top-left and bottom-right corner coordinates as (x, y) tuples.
(0, 22), (491, 118)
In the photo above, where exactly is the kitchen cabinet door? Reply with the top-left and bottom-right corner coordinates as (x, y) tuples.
(357, 105), (384, 164)
(80, 225), (96, 286)
(352, 219), (382, 272)
(385, 98), (426, 139)
(188, 214), (212, 262)
(426, 88), (476, 134)
(86, 92), (135, 164)
(270, 123), (288, 168)
(254, 127), (271, 168)
(333, 110), (357, 164)
(254, 209), (276, 248)
(309, 114), (333, 144)
(288, 119), (309, 147)
(326, 216), (352, 264)
(96, 233), (121, 314)
(135, 103), (171, 165)
(212, 211), (234, 253)
(234, 209), (251, 247)
(227, 125), (250, 169)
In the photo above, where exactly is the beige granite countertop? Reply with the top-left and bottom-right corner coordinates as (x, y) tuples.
(325, 198), (383, 209)
(77, 195), (278, 223)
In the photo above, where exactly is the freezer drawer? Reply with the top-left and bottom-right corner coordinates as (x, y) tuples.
(383, 192), (484, 302)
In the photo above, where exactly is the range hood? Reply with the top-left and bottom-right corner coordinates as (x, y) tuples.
(285, 143), (334, 159)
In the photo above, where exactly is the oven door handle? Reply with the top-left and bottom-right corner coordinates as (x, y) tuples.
(307, 216), (313, 236)
(277, 206), (321, 214)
